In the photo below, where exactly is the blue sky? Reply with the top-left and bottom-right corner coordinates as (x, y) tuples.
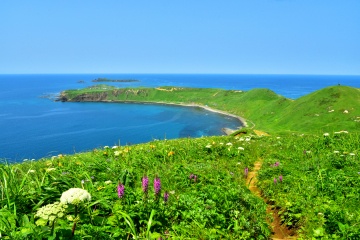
(1, 1), (359, 75)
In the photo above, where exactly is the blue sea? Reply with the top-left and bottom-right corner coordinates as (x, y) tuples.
(1, 74), (359, 162)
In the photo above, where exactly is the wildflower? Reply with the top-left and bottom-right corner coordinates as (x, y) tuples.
(35, 202), (68, 226)
(104, 146), (109, 149)
(60, 188), (91, 205)
(142, 176), (149, 194)
(273, 162), (280, 167)
(117, 183), (125, 198)
(350, 153), (355, 156)
(323, 133), (329, 137)
(46, 168), (56, 172)
(62, 171), (69, 175)
(245, 137), (251, 141)
(114, 151), (120, 156)
(279, 175), (283, 182)
(238, 137), (245, 141)
(154, 177), (161, 196)
(220, 142), (224, 145)
(112, 146), (118, 149)
(238, 147), (245, 150)
(168, 151), (175, 156)
(164, 192), (169, 202)
(105, 180), (112, 185)
(226, 142), (233, 146)
(244, 168), (248, 178)
(334, 151), (339, 154)
(189, 174), (198, 182)
(274, 178), (277, 184)
(205, 144), (211, 148)
(276, 137), (281, 139)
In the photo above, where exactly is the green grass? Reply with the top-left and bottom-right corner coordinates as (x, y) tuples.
(61, 85), (360, 133)
(1, 131), (359, 239)
(1, 135), (270, 239)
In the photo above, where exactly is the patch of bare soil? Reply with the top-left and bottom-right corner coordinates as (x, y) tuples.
(253, 130), (270, 136)
(247, 162), (297, 240)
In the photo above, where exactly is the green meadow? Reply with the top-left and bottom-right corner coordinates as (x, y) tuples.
(1, 85), (359, 239)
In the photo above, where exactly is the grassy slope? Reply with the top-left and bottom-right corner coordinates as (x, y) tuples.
(62, 85), (360, 133)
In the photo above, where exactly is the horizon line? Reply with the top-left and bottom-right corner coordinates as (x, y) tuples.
(1, 73), (360, 77)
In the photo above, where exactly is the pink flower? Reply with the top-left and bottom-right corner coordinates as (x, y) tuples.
(117, 183), (125, 198)
(142, 176), (149, 194)
(154, 177), (161, 196)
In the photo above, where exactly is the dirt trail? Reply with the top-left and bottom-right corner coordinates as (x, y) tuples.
(247, 162), (296, 240)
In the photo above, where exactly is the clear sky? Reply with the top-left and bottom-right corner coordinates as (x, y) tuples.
(1, 0), (359, 75)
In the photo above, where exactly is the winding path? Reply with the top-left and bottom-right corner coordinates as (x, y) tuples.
(247, 161), (296, 240)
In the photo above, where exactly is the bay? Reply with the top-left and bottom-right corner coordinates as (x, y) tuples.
(0, 74), (359, 162)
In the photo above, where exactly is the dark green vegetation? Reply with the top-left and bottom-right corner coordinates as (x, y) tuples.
(1, 85), (359, 239)
(92, 78), (139, 83)
(60, 85), (360, 133)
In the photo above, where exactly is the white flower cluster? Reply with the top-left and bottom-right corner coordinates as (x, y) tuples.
(60, 188), (91, 205)
(35, 202), (68, 225)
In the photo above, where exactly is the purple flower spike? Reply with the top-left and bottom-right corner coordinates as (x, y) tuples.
(142, 176), (149, 194)
(117, 183), (125, 198)
(244, 168), (249, 178)
(279, 175), (283, 182)
(193, 175), (197, 182)
(154, 177), (161, 196)
(274, 178), (277, 184)
(164, 191), (169, 202)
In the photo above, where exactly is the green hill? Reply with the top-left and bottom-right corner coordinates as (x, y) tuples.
(60, 85), (360, 133)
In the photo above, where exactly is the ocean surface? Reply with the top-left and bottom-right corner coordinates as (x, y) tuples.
(1, 74), (359, 162)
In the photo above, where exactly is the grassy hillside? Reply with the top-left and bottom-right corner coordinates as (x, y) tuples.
(1, 131), (359, 239)
(61, 85), (360, 133)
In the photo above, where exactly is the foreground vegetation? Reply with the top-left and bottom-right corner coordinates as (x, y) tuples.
(1, 131), (359, 239)
(60, 85), (360, 133)
(1, 134), (271, 239)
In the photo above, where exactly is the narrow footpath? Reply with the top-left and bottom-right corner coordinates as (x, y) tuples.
(247, 161), (296, 240)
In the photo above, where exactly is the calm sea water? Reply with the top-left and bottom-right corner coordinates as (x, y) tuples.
(1, 74), (359, 162)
